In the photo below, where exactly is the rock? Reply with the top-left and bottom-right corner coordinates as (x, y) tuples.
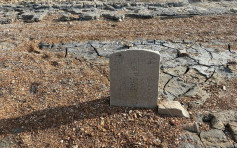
(113, 2), (129, 9)
(230, 8), (237, 13)
(59, 14), (76, 21)
(21, 12), (34, 22)
(200, 129), (233, 147)
(68, 8), (82, 15)
(0, 136), (17, 148)
(83, 1), (96, 8)
(67, 44), (97, 60)
(103, 4), (116, 11)
(158, 101), (190, 118)
(179, 131), (204, 148)
(211, 110), (237, 124)
(79, 12), (100, 20)
(33, 4), (50, 10)
(177, 49), (189, 57)
(158, 48), (178, 63)
(95, 2), (104, 8)
(33, 12), (47, 22)
(73, 4), (83, 9)
(90, 41), (124, 58)
(0, 17), (14, 24)
(161, 56), (196, 68)
(102, 13), (125, 21)
(188, 46), (211, 65)
(158, 72), (172, 97)
(228, 122), (237, 142)
(164, 77), (195, 100)
(184, 85), (209, 107)
(125, 11), (155, 19)
(209, 50), (234, 66)
(183, 122), (200, 133)
(21, 12), (47, 23)
(202, 114), (214, 122)
(163, 66), (187, 77)
(181, 68), (206, 84)
(211, 116), (225, 130)
(190, 65), (215, 78)
(38, 42), (51, 49)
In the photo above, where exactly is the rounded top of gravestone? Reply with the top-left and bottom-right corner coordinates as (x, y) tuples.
(110, 48), (160, 59)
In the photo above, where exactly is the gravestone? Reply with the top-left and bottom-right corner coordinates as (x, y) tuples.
(110, 49), (160, 108)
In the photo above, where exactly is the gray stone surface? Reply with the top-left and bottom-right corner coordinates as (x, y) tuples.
(21, 11), (47, 23)
(200, 129), (234, 148)
(211, 110), (237, 124)
(0, 136), (17, 148)
(165, 77), (195, 100)
(211, 116), (225, 130)
(102, 12), (125, 21)
(179, 131), (204, 148)
(35, 39), (237, 103)
(79, 12), (100, 20)
(183, 122), (200, 133)
(228, 122), (237, 142)
(59, 13), (76, 21)
(110, 49), (160, 108)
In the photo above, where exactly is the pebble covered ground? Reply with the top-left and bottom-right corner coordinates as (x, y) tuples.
(0, 0), (237, 147)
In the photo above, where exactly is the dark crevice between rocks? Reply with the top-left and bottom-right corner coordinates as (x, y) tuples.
(204, 48), (213, 59)
(204, 69), (216, 83)
(181, 84), (197, 97)
(160, 14), (197, 20)
(162, 76), (174, 95)
(224, 123), (237, 142)
(65, 47), (68, 57)
(224, 124), (236, 143)
(184, 67), (190, 74)
(227, 43), (233, 53)
(162, 71), (179, 78)
(89, 43), (101, 57)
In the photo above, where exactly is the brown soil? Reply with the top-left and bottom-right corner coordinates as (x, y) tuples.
(1, 14), (237, 50)
(0, 14), (237, 147)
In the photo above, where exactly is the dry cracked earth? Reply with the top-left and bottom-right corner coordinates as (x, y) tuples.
(0, 0), (237, 147)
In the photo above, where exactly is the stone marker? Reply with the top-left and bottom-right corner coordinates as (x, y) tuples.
(110, 49), (160, 108)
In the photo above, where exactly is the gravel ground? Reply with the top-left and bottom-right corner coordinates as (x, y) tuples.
(1, 14), (237, 51)
(0, 13), (237, 147)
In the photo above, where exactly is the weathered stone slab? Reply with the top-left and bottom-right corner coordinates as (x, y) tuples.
(158, 100), (190, 118)
(110, 49), (160, 108)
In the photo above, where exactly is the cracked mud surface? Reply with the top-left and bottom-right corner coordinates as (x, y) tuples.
(0, 0), (237, 147)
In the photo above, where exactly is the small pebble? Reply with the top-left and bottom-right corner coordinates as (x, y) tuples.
(223, 86), (226, 91)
